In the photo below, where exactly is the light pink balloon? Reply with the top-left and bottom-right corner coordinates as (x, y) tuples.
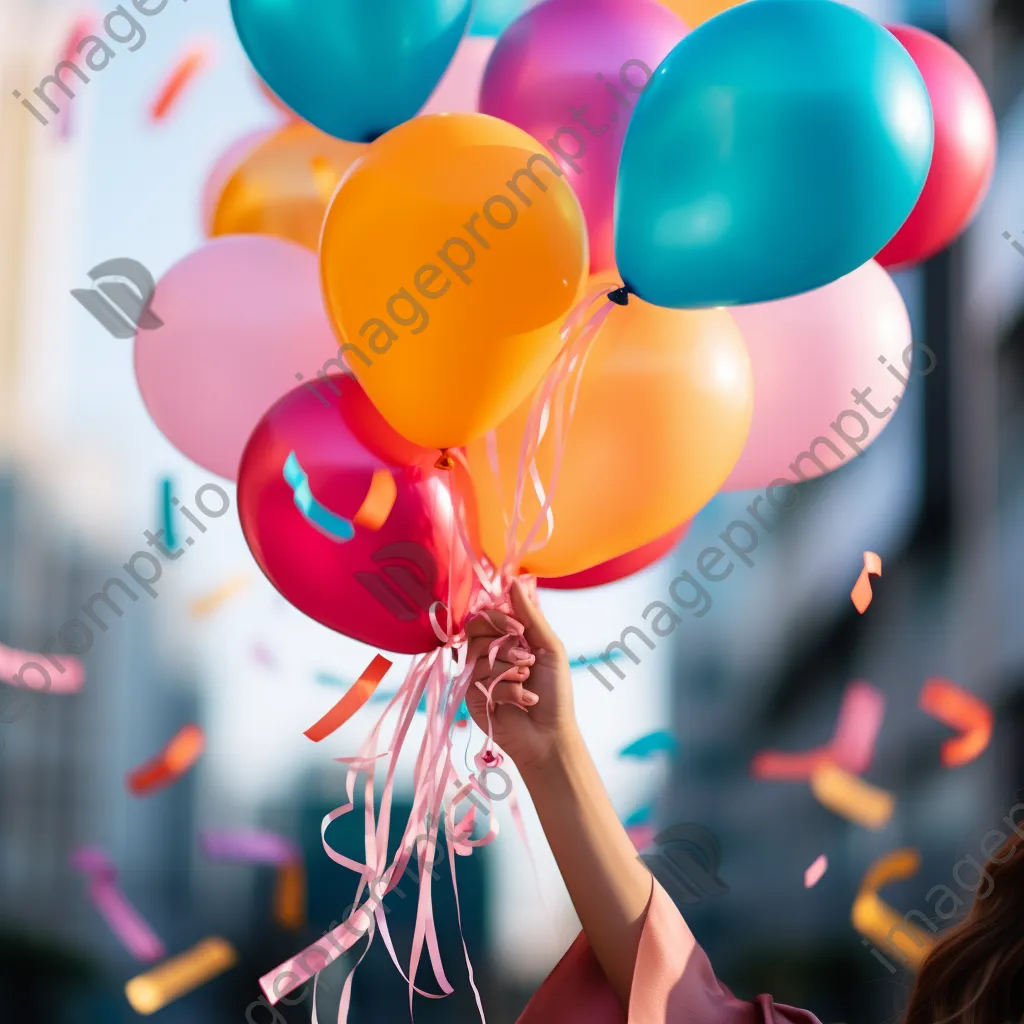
(723, 260), (914, 492)
(420, 36), (496, 114)
(134, 236), (339, 480)
(200, 128), (277, 235)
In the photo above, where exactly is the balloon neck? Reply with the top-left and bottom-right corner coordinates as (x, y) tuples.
(435, 449), (455, 471)
(607, 283), (633, 306)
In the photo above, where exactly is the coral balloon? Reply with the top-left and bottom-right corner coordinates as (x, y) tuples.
(231, 0), (473, 141)
(723, 261), (913, 492)
(480, 0), (686, 272)
(538, 520), (690, 590)
(464, 272), (753, 578)
(615, 0), (934, 308)
(211, 123), (366, 252)
(201, 128), (275, 235)
(320, 113), (588, 451)
(134, 236), (339, 480)
(238, 376), (474, 653)
(656, 0), (744, 27)
(420, 37), (495, 114)
(875, 25), (997, 271)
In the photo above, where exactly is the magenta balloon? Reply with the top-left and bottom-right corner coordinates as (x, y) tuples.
(538, 520), (690, 590)
(134, 236), (339, 480)
(723, 260), (913, 493)
(238, 376), (474, 653)
(420, 36), (496, 114)
(480, 0), (686, 271)
(200, 128), (276, 235)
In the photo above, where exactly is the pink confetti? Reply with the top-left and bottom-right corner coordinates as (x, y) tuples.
(0, 641), (84, 694)
(71, 847), (165, 961)
(805, 854), (828, 888)
(200, 830), (299, 866)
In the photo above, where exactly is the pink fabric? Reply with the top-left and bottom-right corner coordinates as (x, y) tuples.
(517, 878), (822, 1024)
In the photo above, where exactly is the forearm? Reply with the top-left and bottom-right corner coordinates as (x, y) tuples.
(520, 727), (653, 1010)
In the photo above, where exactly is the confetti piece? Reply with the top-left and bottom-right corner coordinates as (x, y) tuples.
(310, 156), (337, 204)
(127, 724), (205, 796)
(851, 849), (935, 969)
(125, 937), (238, 1015)
(627, 825), (656, 852)
(919, 677), (993, 767)
(752, 680), (886, 781)
(57, 13), (97, 139)
(618, 730), (678, 760)
(283, 451), (355, 542)
(804, 854), (828, 888)
(274, 860), (306, 930)
(304, 655), (392, 741)
(252, 643), (275, 667)
(851, 551), (882, 613)
(316, 672), (352, 687)
(189, 575), (251, 618)
(149, 44), (211, 123)
(573, 649), (626, 670)
(352, 469), (397, 531)
(624, 803), (654, 828)
(199, 830), (299, 865)
(71, 848), (165, 962)
(810, 762), (895, 830)
(0, 641), (85, 694)
(160, 478), (177, 551)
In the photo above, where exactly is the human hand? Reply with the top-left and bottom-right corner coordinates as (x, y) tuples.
(462, 579), (577, 775)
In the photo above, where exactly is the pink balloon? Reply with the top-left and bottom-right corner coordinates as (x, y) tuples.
(420, 36), (496, 114)
(134, 236), (339, 480)
(538, 520), (690, 590)
(480, 0), (686, 272)
(200, 128), (276, 235)
(238, 376), (473, 653)
(723, 261), (914, 493)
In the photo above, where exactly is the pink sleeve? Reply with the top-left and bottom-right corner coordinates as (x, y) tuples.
(516, 878), (822, 1024)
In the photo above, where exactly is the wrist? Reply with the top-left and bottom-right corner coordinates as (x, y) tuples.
(516, 724), (587, 790)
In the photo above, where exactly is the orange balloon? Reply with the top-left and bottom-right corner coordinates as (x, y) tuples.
(320, 113), (588, 450)
(464, 272), (754, 577)
(658, 0), (745, 28)
(211, 123), (366, 251)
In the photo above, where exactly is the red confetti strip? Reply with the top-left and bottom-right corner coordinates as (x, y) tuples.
(149, 44), (211, 123)
(304, 655), (392, 742)
(919, 677), (993, 767)
(58, 12), (98, 138)
(127, 724), (205, 795)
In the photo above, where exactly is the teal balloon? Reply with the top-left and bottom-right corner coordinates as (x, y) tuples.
(614, 0), (934, 308)
(470, 0), (533, 36)
(232, 0), (473, 142)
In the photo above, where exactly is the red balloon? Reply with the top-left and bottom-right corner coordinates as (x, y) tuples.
(538, 520), (690, 591)
(238, 375), (474, 653)
(876, 25), (996, 271)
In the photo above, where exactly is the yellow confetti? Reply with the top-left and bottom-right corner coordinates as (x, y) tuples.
(274, 860), (306, 931)
(189, 575), (251, 618)
(125, 937), (237, 1015)
(810, 762), (895, 830)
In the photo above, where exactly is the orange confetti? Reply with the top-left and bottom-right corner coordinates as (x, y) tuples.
(851, 551), (882, 613)
(189, 574), (250, 618)
(810, 762), (895, 830)
(851, 849), (935, 969)
(304, 654), (392, 741)
(352, 468), (397, 530)
(125, 937), (238, 1015)
(273, 860), (306, 930)
(804, 854), (828, 888)
(919, 677), (993, 767)
(150, 44), (211, 122)
(309, 155), (337, 204)
(127, 724), (205, 795)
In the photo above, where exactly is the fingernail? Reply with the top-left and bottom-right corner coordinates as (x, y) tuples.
(516, 667), (530, 678)
(521, 692), (539, 705)
(509, 649), (534, 663)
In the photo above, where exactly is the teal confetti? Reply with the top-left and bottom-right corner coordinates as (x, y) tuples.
(618, 730), (678, 760)
(624, 803), (654, 828)
(573, 649), (626, 670)
(161, 477), (176, 550)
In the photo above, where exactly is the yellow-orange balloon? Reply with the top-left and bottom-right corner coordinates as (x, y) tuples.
(211, 123), (366, 251)
(464, 272), (754, 578)
(320, 113), (588, 451)
(659, 0), (745, 28)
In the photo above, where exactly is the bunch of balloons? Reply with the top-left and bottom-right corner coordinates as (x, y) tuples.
(134, 0), (996, 654)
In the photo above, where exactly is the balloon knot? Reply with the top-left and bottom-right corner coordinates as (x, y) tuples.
(435, 449), (455, 471)
(607, 284), (632, 306)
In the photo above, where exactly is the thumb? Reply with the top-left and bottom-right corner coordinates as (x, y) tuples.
(510, 579), (560, 653)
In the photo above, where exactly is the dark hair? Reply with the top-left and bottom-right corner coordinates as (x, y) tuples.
(904, 835), (1024, 1024)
